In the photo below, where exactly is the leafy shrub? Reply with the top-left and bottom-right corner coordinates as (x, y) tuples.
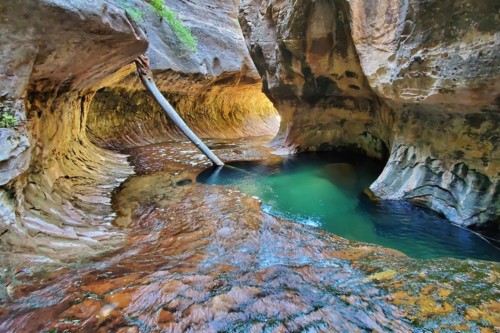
(0, 109), (18, 128)
(115, 0), (197, 52)
(151, 0), (198, 52)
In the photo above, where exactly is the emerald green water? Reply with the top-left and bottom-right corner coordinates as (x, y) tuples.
(197, 153), (500, 261)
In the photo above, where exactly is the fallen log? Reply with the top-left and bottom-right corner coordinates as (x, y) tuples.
(135, 55), (224, 166)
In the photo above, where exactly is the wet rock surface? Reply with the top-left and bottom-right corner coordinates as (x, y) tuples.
(0, 0), (278, 263)
(0, 141), (499, 332)
(0, 0), (148, 262)
(349, 0), (500, 227)
(239, 0), (500, 227)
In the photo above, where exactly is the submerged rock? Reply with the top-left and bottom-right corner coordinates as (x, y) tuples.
(1, 142), (498, 332)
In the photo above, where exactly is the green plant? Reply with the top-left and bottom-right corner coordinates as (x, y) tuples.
(115, 0), (143, 21)
(114, 0), (197, 53)
(0, 109), (18, 128)
(125, 6), (144, 22)
(150, 0), (198, 52)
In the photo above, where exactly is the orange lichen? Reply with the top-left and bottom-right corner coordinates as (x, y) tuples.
(437, 289), (451, 298)
(391, 291), (417, 307)
(417, 297), (454, 318)
(466, 301), (500, 327)
(421, 284), (435, 296)
(364, 270), (397, 282)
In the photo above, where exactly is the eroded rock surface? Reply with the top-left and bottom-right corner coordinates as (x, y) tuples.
(87, 0), (279, 149)
(239, 0), (499, 227)
(0, 0), (278, 262)
(239, 0), (391, 159)
(1, 142), (498, 332)
(350, 0), (499, 108)
(0, 2), (498, 331)
(88, 86), (278, 149)
(0, 0), (147, 261)
(350, 0), (500, 226)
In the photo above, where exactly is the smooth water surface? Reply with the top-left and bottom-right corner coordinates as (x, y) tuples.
(198, 153), (500, 261)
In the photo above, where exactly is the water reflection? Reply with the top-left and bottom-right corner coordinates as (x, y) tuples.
(198, 153), (500, 261)
(2, 144), (498, 332)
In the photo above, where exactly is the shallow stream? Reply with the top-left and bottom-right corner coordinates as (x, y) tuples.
(198, 152), (500, 261)
(1, 142), (499, 332)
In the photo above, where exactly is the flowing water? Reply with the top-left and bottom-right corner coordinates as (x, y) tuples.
(1, 142), (499, 332)
(198, 152), (500, 261)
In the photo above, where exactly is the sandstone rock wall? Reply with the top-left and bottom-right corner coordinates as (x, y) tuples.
(1, 0), (497, 263)
(0, 0), (147, 260)
(350, 0), (499, 226)
(239, 0), (392, 158)
(239, 0), (499, 226)
(350, 0), (499, 109)
(0, 0), (279, 261)
(86, 0), (279, 150)
(88, 86), (278, 149)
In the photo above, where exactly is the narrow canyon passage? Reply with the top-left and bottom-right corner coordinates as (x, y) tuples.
(0, 0), (499, 332)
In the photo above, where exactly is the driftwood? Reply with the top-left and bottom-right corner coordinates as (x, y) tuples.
(135, 55), (224, 166)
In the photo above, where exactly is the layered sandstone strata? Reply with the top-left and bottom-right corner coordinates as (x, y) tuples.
(0, 0), (279, 261)
(87, 0), (279, 149)
(350, 0), (499, 226)
(0, 0), (147, 259)
(239, 0), (499, 227)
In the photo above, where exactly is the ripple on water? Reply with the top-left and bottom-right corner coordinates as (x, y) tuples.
(197, 152), (500, 262)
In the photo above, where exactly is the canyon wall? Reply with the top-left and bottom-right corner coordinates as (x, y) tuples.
(0, 0), (145, 260)
(351, 0), (499, 226)
(87, 0), (279, 149)
(239, 0), (392, 159)
(0, 0), (497, 263)
(87, 85), (278, 150)
(0, 0), (279, 261)
(239, 0), (499, 226)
